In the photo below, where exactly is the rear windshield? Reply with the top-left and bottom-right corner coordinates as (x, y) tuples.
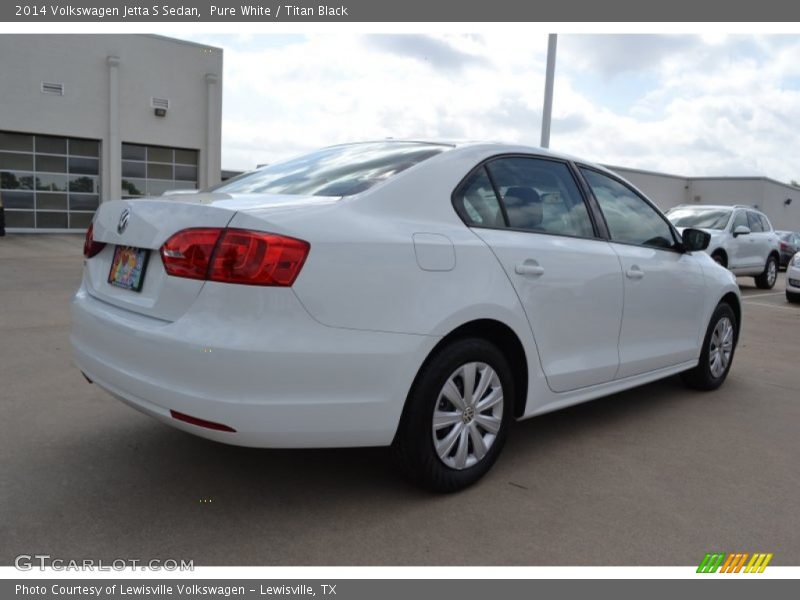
(666, 207), (732, 230)
(210, 142), (450, 197)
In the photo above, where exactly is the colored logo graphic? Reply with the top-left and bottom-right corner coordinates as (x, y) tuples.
(697, 552), (773, 573)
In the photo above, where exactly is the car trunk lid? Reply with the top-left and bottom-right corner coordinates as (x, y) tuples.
(85, 193), (336, 321)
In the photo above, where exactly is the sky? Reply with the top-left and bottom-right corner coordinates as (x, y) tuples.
(178, 33), (800, 183)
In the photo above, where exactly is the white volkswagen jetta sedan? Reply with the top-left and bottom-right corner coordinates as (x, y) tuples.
(72, 141), (741, 491)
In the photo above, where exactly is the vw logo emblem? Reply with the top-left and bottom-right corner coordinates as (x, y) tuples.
(117, 208), (130, 235)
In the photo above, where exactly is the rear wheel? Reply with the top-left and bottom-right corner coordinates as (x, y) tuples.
(392, 338), (513, 492)
(681, 302), (738, 391)
(755, 255), (778, 289)
(787, 291), (800, 303)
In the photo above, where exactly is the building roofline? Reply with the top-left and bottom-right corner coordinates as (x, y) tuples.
(688, 175), (800, 192)
(604, 164), (688, 181)
(140, 34), (223, 53)
(606, 164), (800, 192)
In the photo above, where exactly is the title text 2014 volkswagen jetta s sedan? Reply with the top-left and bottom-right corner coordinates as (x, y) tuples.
(71, 141), (741, 491)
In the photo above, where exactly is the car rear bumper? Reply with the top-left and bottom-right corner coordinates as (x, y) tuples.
(70, 281), (438, 448)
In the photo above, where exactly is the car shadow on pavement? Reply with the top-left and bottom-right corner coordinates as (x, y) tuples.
(3, 373), (718, 565)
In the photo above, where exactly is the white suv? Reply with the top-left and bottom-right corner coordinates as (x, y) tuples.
(666, 205), (781, 289)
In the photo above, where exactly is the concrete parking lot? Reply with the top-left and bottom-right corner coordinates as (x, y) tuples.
(1, 234), (798, 566)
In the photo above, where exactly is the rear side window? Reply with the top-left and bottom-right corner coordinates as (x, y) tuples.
(758, 213), (772, 231)
(210, 142), (449, 197)
(455, 168), (505, 228)
(747, 211), (764, 232)
(581, 168), (676, 249)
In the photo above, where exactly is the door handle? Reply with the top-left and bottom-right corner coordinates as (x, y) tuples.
(625, 266), (645, 280)
(515, 261), (544, 277)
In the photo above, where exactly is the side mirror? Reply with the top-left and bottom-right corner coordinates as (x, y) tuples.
(682, 228), (711, 252)
(733, 225), (751, 237)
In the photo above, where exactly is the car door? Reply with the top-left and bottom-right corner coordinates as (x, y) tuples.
(579, 167), (707, 379)
(758, 213), (780, 260)
(729, 210), (751, 269)
(454, 156), (623, 393)
(746, 211), (768, 267)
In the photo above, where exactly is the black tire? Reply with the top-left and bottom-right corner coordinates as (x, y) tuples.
(710, 250), (727, 268)
(681, 302), (738, 391)
(787, 291), (800, 303)
(754, 255), (778, 289)
(392, 337), (514, 492)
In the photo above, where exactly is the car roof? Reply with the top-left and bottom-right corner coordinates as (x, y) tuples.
(325, 139), (610, 170)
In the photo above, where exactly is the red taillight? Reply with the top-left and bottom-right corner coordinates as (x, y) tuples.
(83, 223), (106, 259)
(160, 228), (310, 286)
(209, 229), (310, 286)
(780, 242), (789, 251)
(170, 410), (236, 432)
(160, 228), (222, 280)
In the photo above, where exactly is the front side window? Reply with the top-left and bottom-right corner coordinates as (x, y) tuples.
(732, 211), (749, 231)
(211, 142), (449, 197)
(485, 157), (594, 237)
(581, 168), (676, 249)
(747, 211), (764, 232)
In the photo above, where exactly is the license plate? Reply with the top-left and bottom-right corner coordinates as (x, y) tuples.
(108, 246), (150, 292)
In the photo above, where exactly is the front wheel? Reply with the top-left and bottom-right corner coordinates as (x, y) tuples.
(755, 255), (778, 289)
(392, 338), (513, 492)
(787, 291), (800, 304)
(681, 302), (738, 391)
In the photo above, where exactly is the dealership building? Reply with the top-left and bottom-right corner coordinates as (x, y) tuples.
(0, 34), (222, 231)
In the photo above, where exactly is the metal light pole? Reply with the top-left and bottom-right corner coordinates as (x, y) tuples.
(540, 34), (558, 149)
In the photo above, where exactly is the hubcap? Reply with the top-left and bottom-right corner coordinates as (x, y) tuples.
(432, 362), (504, 470)
(708, 317), (734, 379)
(767, 260), (777, 285)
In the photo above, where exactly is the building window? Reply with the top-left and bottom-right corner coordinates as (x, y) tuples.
(0, 131), (100, 230)
(121, 143), (199, 198)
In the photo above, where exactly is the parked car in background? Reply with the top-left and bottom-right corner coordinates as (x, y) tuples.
(71, 141), (742, 491)
(776, 231), (800, 268)
(786, 253), (800, 303)
(666, 204), (781, 289)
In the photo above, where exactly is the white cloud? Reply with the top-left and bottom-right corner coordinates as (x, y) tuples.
(184, 33), (800, 184)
